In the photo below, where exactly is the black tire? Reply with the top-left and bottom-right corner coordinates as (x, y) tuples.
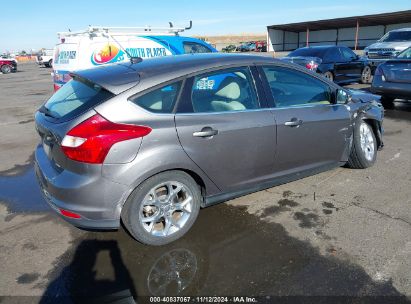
(381, 96), (395, 109)
(122, 171), (202, 246)
(47, 59), (53, 68)
(1, 64), (11, 74)
(347, 120), (377, 169)
(361, 66), (372, 84)
(323, 71), (334, 82)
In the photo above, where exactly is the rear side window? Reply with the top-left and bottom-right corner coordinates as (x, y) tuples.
(324, 48), (342, 62)
(131, 82), (182, 113)
(262, 66), (332, 108)
(190, 67), (259, 113)
(43, 77), (113, 120)
(340, 47), (357, 61)
(183, 42), (212, 54)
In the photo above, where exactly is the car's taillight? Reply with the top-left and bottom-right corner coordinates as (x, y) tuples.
(61, 114), (151, 164)
(374, 66), (386, 81)
(305, 61), (318, 71)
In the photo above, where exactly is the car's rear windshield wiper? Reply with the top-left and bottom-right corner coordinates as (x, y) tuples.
(40, 106), (57, 118)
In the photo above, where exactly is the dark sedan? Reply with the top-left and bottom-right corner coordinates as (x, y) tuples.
(371, 47), (411, 106)
(281, 46), (372, 85)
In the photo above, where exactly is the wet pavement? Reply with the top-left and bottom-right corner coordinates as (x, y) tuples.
(0, 158), (50, 213)
(37, 205), (408, 302)
(1, 63), (411, 303)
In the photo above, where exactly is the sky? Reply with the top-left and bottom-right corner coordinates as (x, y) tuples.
(0, 0), (410, 53)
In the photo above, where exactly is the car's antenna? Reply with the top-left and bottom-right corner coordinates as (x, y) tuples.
(101, 29), (142, 64)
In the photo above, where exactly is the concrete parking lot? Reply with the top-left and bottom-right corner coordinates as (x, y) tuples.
(0, 62), (410, 302)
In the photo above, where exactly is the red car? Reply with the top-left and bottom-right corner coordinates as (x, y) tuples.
(0, 58), (17, 74)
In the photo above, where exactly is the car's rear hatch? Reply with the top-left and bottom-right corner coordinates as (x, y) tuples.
(35, 63), (141, 169)
(36, 76), (116, 171)
(381, 60), (411, 83)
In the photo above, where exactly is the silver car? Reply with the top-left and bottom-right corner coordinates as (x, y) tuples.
(34, 54), (384, 245)
(365, 28), (411, 67)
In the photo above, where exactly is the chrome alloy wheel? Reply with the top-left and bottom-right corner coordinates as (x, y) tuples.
(359, 122), (375, 161)
(140, 181), (193, 237)
(361, 66), (372, 83)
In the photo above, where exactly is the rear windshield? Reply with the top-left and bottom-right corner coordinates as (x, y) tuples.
(380, 31), (411, 42)
(42, 77), (114, 120)
(287, 48), (327, 58)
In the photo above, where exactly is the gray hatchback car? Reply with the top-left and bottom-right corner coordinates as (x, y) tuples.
(35, 54), (384, 245)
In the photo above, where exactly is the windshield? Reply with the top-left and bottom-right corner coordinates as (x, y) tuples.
(397, 47), (411, 59)
(287, 48), (327, 58)
(42, 77), (114, 119)
(380, 31), (411, 42)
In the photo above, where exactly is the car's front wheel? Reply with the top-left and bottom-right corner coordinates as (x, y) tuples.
(347, 121), (377, 169)
(122, 171), (201, 246)
(1, 64), (11, 74)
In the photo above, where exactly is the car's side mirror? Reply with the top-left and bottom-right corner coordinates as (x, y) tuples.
(336, 89), (352, 104)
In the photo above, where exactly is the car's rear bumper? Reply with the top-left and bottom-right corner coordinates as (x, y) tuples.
(371, 76), (411, 99)
(34, 144), (129, 229)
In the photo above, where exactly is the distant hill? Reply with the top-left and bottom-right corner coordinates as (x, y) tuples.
(194, 34), (266, 51)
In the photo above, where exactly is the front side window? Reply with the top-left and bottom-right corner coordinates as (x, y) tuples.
(43, 77), (114, 119)
(191, 67), (259, 113)
(131, 82), (182, 113)
(262, 66), (332, 108)
(183, 42), (212, 54)
(398, 47), (411, 59)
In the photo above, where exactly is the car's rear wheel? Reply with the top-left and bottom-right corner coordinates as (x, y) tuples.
(1, 64), (11, 74)
(323, 71), (334, 82)
(122, 171), (201, 246)
(361, 66), (372, 84)
(347, 121), (377, 169)
(47, 59), (52, 68)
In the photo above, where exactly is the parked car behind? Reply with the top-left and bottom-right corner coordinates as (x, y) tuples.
(365, 28), (411, 67)
(255, 41), (267, 52)
(371, 47), (411, 106)
(222, 44), (237, 53)
(0, 58), (17, 74)
(36, 49), (54, 68)
(282, 46), (373, 84)
(34, 54), (384, 246)
(236, 42), (254, 52)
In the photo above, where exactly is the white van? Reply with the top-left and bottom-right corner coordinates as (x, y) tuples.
(52, 24), (216, 90)
(36, 49), (54, 68)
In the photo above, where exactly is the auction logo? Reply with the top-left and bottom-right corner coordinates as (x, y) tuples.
(91, 44), (124, 65)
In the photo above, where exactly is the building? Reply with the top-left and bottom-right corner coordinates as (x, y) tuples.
(267, 10), (411, 52)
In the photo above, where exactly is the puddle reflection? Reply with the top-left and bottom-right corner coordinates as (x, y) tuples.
(0, 163), (49, 212)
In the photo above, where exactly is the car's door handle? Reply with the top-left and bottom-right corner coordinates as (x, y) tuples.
(193, 127), (218, 138)
(284, 118), (303, 127)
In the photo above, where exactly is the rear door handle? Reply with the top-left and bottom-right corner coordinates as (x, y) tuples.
(193, 127), (218, 138)
(284, 118), (303, 127)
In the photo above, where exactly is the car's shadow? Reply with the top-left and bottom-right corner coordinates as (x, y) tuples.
(384, 100), (411, 123)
